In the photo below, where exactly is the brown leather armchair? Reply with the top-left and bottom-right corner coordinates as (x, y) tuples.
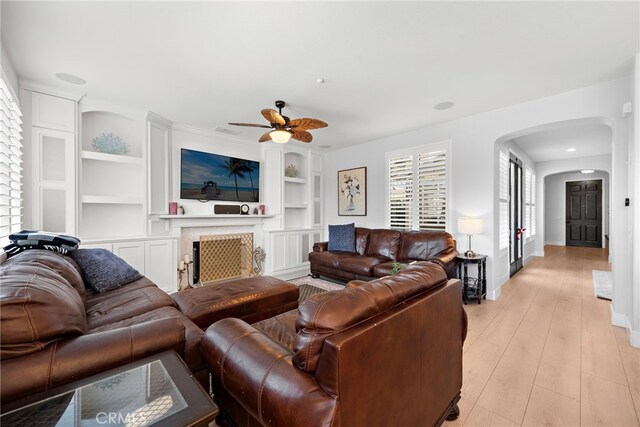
(310, 228), (459, 282)
(201, 262), (467, 427)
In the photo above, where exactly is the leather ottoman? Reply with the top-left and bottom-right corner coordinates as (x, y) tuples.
(171, 276), (299, 329)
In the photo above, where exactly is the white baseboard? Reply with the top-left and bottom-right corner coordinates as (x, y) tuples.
(271, 266), (311, 281)
(487, 286), (501, 301)
(611, 306), (627, 327)
(535, 250), (545, 257)
(610, 306), (640, 348)
(631, 329), (640, 348)
(545, 241), (565, 246)
(486, 272), (509, 301)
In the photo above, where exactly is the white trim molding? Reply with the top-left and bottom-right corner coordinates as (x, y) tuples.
(611, 306), (640, 348)
(487, 284), (502, 301)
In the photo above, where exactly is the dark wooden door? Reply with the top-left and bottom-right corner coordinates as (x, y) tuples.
(566, 180), (602, 248)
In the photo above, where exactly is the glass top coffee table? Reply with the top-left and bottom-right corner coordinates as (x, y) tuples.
(1, 351), (218, 427)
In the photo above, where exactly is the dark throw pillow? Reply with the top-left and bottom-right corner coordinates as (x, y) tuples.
(70, 249), (143, 293)
(328, 223), (356, 252)
(3, 230), (81, 257)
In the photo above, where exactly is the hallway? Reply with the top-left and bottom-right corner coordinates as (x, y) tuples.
(451, 245), (639, 426)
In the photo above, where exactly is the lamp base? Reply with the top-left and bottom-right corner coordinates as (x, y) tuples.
(464, 250), (477, 258)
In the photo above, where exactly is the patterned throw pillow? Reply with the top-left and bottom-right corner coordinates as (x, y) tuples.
(327, 223), (356, 252)
(71, 249), (143, 293)
(3, 230), (80, 257)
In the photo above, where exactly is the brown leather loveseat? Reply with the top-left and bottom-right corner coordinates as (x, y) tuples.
(310, 228), (458, 282)
(0, 249), (208, 407)
(201, 262), (467, 427)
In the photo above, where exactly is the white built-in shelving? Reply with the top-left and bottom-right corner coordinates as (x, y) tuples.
(283, 149), (310, 229)
(259, 144), (324, 278)
(81, 150), (143, 164)
(284, 177), (308, 184)
(81, 196), (144, 204)
(79, 106), (146, 239)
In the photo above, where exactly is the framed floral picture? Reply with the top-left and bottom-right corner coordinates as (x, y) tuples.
(338, 167), (367, 216)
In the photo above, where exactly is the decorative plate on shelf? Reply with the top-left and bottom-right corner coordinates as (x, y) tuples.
(91, 132), (130, 155)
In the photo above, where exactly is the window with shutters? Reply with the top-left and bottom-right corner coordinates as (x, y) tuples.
(386, 142), (449, 231)
(529, 170), (536, 237)
(0, 78), (22, 247)
(498, 151), (509, 250)
(525, 168), (531, 239)
(523, 167), (537, 240)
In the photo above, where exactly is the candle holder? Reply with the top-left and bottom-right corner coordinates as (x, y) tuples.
(177, 261), (194, 291)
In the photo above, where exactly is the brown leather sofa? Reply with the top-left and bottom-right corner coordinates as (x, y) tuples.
(0, 250), (204, 407)
(310, 228), (458, 282)
(0, 249), (299, 408)
(201, 262), (467, 427)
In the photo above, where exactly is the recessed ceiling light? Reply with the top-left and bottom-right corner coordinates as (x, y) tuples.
(566, 148), (576, 152)
(316, 77), (325, 84)
(55, 72), (86, 85)
(581, 169), (595, 174)
(319, 145), (331, 149)
(434, 101), (455, 110)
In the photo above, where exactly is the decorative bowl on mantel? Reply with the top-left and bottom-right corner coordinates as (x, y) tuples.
(91, 132), (130, 155)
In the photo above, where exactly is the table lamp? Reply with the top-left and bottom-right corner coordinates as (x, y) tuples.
(458, 217), (483, 258)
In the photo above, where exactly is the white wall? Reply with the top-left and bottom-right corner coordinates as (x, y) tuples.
(1, 41), (19, 96)
(170, 125), (261, 215)
(628, 53), (640, 347)
(324, 77), (630, 303)
(544, 169), (610, 246)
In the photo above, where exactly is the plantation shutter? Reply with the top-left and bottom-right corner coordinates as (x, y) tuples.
(0, 78), (23, 246)
(531, 172), (536, 236)
(388, 154), (413, 229)
(498, 151), (509, 249)
(417, 149), (447, 231)
(525, 168), (532, 239)
(387, 142), (449, 231)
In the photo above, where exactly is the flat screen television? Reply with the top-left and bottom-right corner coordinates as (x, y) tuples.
(180, 148), (260, 202)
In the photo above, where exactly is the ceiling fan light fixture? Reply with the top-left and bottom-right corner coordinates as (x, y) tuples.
(270, 130), (291, 143)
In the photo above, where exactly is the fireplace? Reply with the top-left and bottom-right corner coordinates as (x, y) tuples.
(196, 233), (254, 283)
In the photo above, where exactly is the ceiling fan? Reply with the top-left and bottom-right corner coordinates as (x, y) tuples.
(228, 100), (328, 143)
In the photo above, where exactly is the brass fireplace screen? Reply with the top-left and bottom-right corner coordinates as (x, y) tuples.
(199, 233), (254, 283)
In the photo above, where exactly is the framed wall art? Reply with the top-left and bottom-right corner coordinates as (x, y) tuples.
(338, 167), (367, 216)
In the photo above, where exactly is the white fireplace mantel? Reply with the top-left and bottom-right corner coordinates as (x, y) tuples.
(158, 214), (276, 229)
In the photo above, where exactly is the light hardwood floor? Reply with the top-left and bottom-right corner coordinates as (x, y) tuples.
(449, 245), (640, 427)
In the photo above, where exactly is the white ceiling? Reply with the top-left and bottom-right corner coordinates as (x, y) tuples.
(2, 2), (638, 150)
(512, 123), (612, 163)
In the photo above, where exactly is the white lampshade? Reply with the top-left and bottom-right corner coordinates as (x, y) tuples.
(270, 130), (291, 143)
(458, 217), (483, 235)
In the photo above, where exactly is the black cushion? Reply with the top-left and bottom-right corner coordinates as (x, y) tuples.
(71, 249), (143, 293)
(328, 223), (356, 252)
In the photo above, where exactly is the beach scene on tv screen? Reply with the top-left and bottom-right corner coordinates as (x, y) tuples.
(181, 149), (260, 202)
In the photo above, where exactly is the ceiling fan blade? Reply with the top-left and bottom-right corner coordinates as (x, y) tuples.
(261, 109), (286, 126)
(289, 118), (328, 130)
(290, 130), (313, 143)
(228, 122), (272, 128)
(259, 131), (272, 143)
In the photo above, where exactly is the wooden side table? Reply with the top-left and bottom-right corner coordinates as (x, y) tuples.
(456, 254), (487, 304)
(1, 351), (218, 427)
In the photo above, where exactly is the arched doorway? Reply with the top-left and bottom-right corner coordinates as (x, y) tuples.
(494, 117), (612, 284)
